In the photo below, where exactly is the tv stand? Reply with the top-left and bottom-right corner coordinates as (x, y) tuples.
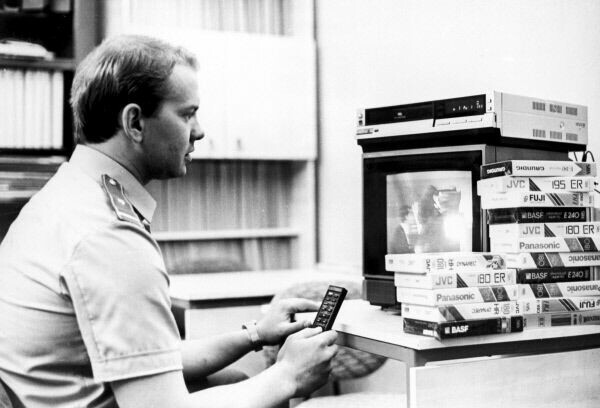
(335, 299), (600, 407)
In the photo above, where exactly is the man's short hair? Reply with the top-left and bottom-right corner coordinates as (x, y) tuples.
(70, 34), (198, 144)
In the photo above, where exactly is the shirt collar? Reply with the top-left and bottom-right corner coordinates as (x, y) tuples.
(69, 144), (157, 222)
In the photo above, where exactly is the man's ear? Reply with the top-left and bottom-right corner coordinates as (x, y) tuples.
(120, 103), (144, 143)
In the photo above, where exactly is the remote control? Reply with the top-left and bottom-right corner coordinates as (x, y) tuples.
(311, 285), (347, 330)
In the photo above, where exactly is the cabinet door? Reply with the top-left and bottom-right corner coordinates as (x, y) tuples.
(224, 34), (317, 160)
(116, 28), (317, 160)
(192, 33), (229, 159)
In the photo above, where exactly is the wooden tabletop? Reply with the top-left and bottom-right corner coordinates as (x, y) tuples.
(334, 299), (600, 352)
(169, 268), (362, 302)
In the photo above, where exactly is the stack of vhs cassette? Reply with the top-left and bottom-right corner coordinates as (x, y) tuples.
(386, 252), (523, 340)
(479, 159), (600, 330)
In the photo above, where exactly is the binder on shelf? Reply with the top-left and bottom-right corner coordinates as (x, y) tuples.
(14, 69), (25, 149)
(0, 67), (64, 150)
(0, 69), (8, 148)
(23, 69), (35, 148)
(50, 70), (63, 149)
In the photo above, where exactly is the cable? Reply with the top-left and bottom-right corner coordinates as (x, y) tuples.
(571, 151), (579, 162)
(583, 150), (596, 163)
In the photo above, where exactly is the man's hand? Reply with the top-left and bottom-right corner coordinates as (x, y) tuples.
(275, 326), (338, 397)
(256, 298), (320, 345)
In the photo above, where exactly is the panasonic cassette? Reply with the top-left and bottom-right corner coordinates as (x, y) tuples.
(506, 252), (600, 269)
(491, 236), (600, 253)
(396, 285), (519, 306)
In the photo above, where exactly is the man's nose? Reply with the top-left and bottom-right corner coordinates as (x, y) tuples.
(191, 117), (205, 141)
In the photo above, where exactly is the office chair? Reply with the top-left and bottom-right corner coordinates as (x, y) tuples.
(263, 279), (401, 408)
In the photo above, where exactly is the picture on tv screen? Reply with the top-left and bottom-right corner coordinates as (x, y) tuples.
(386, 171), (472, 254)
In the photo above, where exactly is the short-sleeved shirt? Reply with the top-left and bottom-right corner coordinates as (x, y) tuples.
(0, 145), (182, 408)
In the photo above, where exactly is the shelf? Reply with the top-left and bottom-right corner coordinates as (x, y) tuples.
(153, 228), (301, 242)
(0, 9), (74, 59)
(0, 190), (35, 203)
(0, 57), (75, 70)
(0, 148), (69, 157)
(0, 155), (66, 164)
(0, 10), (71, 18)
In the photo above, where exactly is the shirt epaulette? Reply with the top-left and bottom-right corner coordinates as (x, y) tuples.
(101, 174), (144, 228)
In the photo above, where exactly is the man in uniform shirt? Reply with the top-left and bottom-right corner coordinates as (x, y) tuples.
(0, 35), (338, 408)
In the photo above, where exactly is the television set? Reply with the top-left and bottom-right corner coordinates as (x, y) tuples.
(360, 140), (573, 306)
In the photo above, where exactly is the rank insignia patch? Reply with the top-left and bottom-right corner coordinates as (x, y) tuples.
(101, 174), (143, 227)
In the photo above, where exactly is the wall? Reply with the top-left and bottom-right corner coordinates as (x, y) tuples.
(316, 0), (600, 269)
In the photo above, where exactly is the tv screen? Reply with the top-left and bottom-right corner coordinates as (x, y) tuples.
(386, 170), (473, 254)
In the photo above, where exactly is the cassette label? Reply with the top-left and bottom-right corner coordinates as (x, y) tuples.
(506, 252), (600, 268)
(486, 207), (588, 224)
(516, 267), (592, 284)
(489, 222), (600, 238)
(481, 160), (596, 179)
(491, 236), (600, 253)
(394, 269), (516, 289)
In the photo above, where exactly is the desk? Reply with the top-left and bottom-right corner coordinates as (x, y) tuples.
(170, 268), (361, 310)
(170, 269), (360, 338)
(334, 299), (600, 408)
(169, 269), (361, 375)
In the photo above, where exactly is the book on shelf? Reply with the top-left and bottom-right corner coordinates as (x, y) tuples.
(403, 316), (523, 340)
(0, 40), (53, 61)
(0, 156), (63, 201)
(0, 190), (37, 201)
(0, 67), (64, 150)
(480, 160), (597, 179)
(0, 156), (64, 171)
(0, 170), (54, 190)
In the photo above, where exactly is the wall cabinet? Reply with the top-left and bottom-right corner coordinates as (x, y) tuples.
(116, 28), (317, 160)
